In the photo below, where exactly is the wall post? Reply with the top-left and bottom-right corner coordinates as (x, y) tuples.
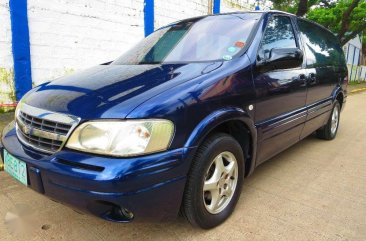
(144, 0), (154, 37)
(9, 0), (32, 101)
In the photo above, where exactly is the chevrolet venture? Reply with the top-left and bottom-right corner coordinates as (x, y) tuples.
(1, 11), (347, 229)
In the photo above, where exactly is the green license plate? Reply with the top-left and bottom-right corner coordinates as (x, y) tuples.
(3, 149), (28, 186)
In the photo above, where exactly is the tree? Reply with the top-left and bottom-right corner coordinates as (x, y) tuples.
(361, 33), (366, 64)
(296, 0), (308, 16)
(271, 0), (330, 16)
(307, 0), (366, 45)
(271, 0), (298, 13)
(273, 0), (366, 46)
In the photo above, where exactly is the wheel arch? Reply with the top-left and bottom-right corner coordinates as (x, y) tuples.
(184, 107), (257, 177)
(336, 92), (344, 110)
(332, 86), (345, 110)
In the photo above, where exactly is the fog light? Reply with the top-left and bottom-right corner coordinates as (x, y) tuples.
(0, 163), (4, 171)
(120, 208), (134, 220)
(102, 205), (134, 222)
(110, 207), (134, 221)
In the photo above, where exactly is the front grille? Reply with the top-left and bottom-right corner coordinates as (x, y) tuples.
(15, 103), (78, 154)
(18, 111), (72, 136)
(17, 127), (64, 152)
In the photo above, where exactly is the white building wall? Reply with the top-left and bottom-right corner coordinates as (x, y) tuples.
(0, 1), (13, 69)
(0, 0), (253, 88)
(221, 0), (251, 13)
(27, 0), (145, 85)
(0, 1), (14, 106)
(154, 0), (209, 29)
(344, 35), (362, 65)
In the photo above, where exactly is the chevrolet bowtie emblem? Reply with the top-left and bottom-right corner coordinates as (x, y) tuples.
(22, 125), (31, 135)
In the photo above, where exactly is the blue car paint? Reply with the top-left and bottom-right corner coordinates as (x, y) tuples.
(1, 11), (348, 222)
(2, 123), (195, 220)
(22, 63), (216, 119)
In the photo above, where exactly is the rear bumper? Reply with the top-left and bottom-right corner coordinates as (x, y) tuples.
(1, 123), (195, 222)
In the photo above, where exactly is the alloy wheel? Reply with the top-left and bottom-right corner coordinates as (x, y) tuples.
(203, 151), (238, 214)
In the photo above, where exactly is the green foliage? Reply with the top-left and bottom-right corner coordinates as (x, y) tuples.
(274, 0), (366, 45)
(0, 68), (16, 113)
(307, 0), (366, 34)
(272, 0), (326, 14)
(307, 7), (337, 29)
(272, 0), (299, 13)
(305, 1), (366, 45)
(0, 68), (15, 101)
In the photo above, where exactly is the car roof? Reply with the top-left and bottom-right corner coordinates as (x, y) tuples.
(216, 10), (295, 17)
(171, 10), (293, 24)
(160, 10), (336, 39)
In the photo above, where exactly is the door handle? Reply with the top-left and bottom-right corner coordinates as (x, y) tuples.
(309, 73), (317, 85)
(299, 74), (306, 84)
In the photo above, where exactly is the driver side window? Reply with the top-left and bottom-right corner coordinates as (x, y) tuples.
(258, 16), (297, 60)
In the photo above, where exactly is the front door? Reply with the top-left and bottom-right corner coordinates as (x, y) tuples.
(253, 15), (307, 164)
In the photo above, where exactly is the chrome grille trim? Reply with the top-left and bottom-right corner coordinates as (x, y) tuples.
(17, 117), (67, 142)
(18, 111), (71, 135)
(15, 102), (80, 154)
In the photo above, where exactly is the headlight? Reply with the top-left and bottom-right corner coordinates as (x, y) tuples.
(66, 120), (174, 157)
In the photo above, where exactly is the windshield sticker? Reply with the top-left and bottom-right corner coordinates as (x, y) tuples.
(227, 46), (238, 53)
(222, 55), (233, 61)
(235, 41), (245, 48)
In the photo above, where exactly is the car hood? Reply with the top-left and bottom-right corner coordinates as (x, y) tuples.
(22, 63), (222, 119)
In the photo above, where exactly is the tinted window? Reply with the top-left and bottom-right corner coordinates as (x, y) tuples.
(297, 19), (346, 67)
(113, 14), (261, 64)
(258, 16), (297, 60)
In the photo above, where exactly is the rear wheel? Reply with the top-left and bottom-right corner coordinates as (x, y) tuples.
(182, 133), (244, 229)
(316, 101), (340, 140)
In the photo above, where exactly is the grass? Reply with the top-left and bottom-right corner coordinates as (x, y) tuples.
(348, 81), (362, 86)
(0, 68), (16, 113)
(0, 112), (14, 137)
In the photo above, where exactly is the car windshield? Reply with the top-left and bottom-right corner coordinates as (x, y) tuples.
(112, 13), (261, 65)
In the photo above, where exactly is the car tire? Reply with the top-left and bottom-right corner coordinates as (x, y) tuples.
(316, 101), (341, 140)
(182, 132), (245, 229)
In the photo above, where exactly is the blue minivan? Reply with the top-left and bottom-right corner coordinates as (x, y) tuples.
(1, 11), (347, 228)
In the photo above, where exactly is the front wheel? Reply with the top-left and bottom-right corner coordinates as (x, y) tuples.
(316, 101), (341, 140)
(182, 133), (244, 229)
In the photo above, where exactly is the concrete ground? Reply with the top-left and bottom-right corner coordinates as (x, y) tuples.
(1, 93), (366, 241)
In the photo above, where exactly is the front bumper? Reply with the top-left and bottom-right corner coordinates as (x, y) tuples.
(1, 124), (195, 222)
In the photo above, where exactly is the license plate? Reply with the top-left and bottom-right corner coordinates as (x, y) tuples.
(3, 149), (28, 186)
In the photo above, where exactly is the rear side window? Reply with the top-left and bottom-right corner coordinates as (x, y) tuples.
(297, 19), (346, 67)
(258, 16), (297, 60)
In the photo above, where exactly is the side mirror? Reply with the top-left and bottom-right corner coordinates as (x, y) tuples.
(257, 48), (303, 70)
